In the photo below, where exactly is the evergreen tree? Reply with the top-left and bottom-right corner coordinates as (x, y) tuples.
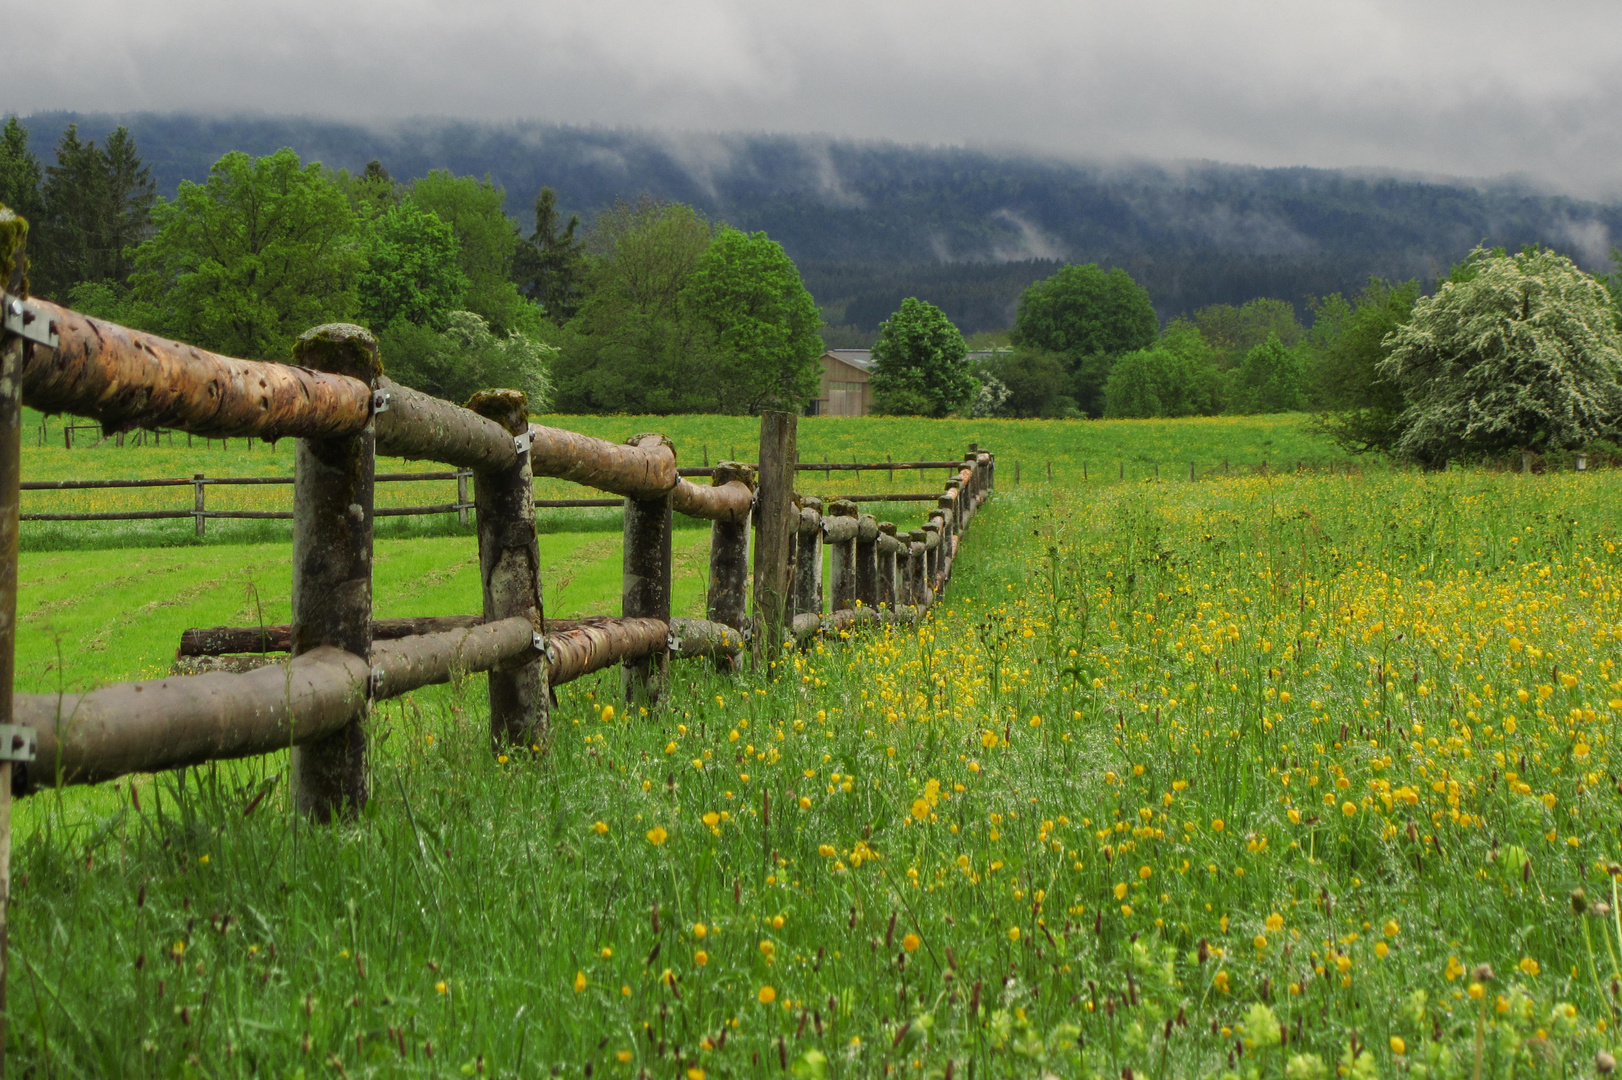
(33, 124), (154, 299)
(514, 188), (586, 326)
(0, 118), (43, 235)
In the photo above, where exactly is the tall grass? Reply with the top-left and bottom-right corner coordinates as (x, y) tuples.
(10, 466), (1622, 1076)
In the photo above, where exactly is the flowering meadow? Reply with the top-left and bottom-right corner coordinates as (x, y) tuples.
(12, 460), (1622, 1078)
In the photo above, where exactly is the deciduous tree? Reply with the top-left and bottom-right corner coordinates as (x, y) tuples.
(870, 297), (972, 417)
(1009, 263), (1157, 416)
(1380, 246), (1622, 465)
(683, 227), (822, 413)
(127, 148), (362, 360)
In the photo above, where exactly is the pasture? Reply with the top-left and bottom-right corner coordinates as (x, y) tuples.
(10, 414), (1619, 1078)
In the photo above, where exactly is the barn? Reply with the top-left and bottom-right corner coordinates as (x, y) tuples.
(809, 349), (873, 416)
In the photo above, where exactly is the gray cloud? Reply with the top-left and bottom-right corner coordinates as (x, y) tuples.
(6, 0), (1622, 197)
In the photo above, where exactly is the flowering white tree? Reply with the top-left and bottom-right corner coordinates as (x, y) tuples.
(1379, 247), (1622, 465)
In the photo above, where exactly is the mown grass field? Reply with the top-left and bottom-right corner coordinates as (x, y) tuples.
(13, 415), (1622, 1078)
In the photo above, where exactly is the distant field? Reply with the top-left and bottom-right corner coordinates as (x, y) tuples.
(15, 410), (1354, 548)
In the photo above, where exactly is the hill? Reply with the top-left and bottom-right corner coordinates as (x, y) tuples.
(17, 112), (1622, 333)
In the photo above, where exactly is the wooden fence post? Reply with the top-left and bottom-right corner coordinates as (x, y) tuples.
(289, 324), (378, 823)
(825, 499), (858, 612)
(876, 522), (899, 610)
(193, 473), (206, 538)
(469, 391), (549, 747)
(792, 496), (823, 619)
(753, 412), (796, 666)
(622, 434), (673, 705)
(457, 470), (470, 526)
(911, 527), (931, 606)
(0, 207), (29, 1074)
(855, 512), (879, 609)
(706, 462), (756, 673)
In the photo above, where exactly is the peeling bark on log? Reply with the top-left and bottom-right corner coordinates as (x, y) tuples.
(19, 620), (537, 792)
(18, 646), (371, 791)
(752, 412), (796, 665)
(792, 498), (823, 618)
(704, 463), (754, 674)
(877, 525), (900, 610)
(548, 617), (669, 687)
(179, 616), (486, 656)
(18, 298), (373, 439)
(622, 435), (672, 703)
(469, 390), (549, 749)
(907, 532), (928, 606)
(375, 378), (520, 472)
(668, 617), (749, 661)
(529, 423), (677, 500)
(369, 617), (535, 700)
(824, 499), (858, 613)
(855, 513), (879, 609)
(673, 477), (752, 523)
(289, 324), (376, 822)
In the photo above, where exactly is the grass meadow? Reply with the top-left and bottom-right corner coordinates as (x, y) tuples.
(10, 412), (1622, 1077)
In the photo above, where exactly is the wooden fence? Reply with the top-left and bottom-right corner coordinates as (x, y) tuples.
(0, 216), (996, 1066)
(16, 462), (965, 534)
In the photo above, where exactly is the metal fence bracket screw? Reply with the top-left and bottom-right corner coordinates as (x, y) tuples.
(2, 294), (58, 348)
(0, 725), (37, 763)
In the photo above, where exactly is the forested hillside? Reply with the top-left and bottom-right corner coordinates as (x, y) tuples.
(16, 112), (1622, 333)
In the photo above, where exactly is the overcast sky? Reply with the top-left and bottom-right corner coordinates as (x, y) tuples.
(8, 0), (1622, 199)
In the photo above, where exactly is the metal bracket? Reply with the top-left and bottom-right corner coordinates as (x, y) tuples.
(0, 724), (37, 763)
(2, 293), (57, 348)
(369, 665), (386, 697)
(532, 630), (545, 653)
(371, 389), (392, 415)
(514, 430), (532, 457)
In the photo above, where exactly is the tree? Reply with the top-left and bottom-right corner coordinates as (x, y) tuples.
(1306, 278), (1420, 452)
(870, 297), (972, 417)
(128, 148), (362, 360)
(993, 349), (1074, 417)
(1009, 263), (1158, 416)
(514, 188), (587, 326)
(1380, 246), (1622, 465)
(380, 311), (555, 410)
(1190, 298), (1304, 369)
(553, 197), (718, 413)
(682, 227), (823, 413)
(356, 201), (468, 331)
(0, 118), (43, 240)
(33, 124), (155, 298)
(335, 159), (401, 219)
(1230, 334), (1306, 414)
(1103, 335), (1221, 419)
(407, 171), (538, 334)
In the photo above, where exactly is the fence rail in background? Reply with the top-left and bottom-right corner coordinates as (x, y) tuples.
(17, 469), (952, 527)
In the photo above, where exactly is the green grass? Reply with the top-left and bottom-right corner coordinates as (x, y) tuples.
(15, 410), (1354, 551)
(11, 461), (1622, 1077)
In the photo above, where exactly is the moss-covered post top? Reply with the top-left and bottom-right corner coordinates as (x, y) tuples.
(712, 461), (758, 489)
(828, 498), (858, 518)
(0, 205), (29, 296)
(292, 324), (381, 382)
(465, 389), (530, 435)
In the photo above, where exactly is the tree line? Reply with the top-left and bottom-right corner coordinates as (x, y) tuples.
(0, 121), (824, 415)
(6, 117), (1621, 464)
(867, 251), (1622, 466)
